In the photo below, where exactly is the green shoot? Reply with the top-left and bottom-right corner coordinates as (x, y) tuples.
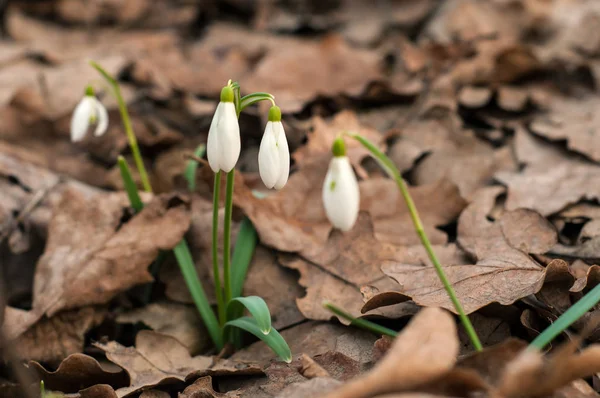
(230, 218), (258, 298)
(225, 317), (292, 363)
(530, 283), (600, 350)
(90, 61), (152, 193)
(323, 301), (398, 337)
(117, 156), (143, 212)
(350, 133), (483, 351)
(227, 296), (272, 334)
(184, 144), (206, 192)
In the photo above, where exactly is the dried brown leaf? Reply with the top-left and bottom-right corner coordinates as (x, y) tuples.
(380, 188), (557, 314)
(322, 308), (458, 398)
(33, 190), (190, 317)
(299, 354), (330, 379)
(96, 331), (261, 397)
(29, 353), (129, 393)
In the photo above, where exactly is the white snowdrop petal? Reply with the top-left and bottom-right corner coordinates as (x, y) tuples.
(218, 102), (241, 173)
(70, 97), (94, 142)
(322, 157), (360, 231)
(259, 122), (280, 189)
(273, 122), (289, 190)
(206, 102), (223, 173)
(93, 98), (109, 136)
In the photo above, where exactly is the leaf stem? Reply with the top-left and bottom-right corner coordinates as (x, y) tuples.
(213, 171), (226, 325)
(174, 240), (223, 349)
(223, 170), (235, 306)
(323, 301), (398, 337)
(90, 61), (152, 193)
(350, 134), (483, 351)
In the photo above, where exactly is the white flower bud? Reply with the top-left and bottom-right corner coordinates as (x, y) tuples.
(207, 86), (241, 173)
(259, 106), (289, 189)
(322, 152), (360, 232)
(70, 88), (108, 142)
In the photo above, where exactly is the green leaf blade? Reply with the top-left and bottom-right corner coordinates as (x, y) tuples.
(184, 144), (206, 192)
(230, 217), (258, 298)
(227, 296), (272, 334)
(225, 317), (292, 363)
(117, 156), (144, 212)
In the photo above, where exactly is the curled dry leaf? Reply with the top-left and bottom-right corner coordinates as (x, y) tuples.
(34, 190), (190, 316)
(116, 301), (209, 355)
(322, 308), (458, 398)
(497, 130), (600, 216)
(29, 353), (129, 393)
(180, 376), (237, 398)
(299, 354), (331, 379)
(96, 330), (262, 397)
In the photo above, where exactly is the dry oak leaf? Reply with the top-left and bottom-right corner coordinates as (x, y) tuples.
(10, 307), (106, 364)
(116, 301), (208, 355)
(30, 353), (129, 393)
(497, 130), (600, 216)
(497, 340), (600, 397)
(322, 307), (459, 398)
(32, 189), (190, 317)
(245, 34), (382, 113)
(530, 95), (600, 163)
(180, 376), (239, 398)
(96, 331), (262, 397)
(381, 187), (557, 314)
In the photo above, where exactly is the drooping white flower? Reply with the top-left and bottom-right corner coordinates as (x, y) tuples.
(70, 86), (108, 142)
(207, 85), (241, 173)
(259, 105), (289, 189)
(322, 138), (360, 231)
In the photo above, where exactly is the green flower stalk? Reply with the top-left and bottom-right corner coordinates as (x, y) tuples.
(324, 134), (483, 352)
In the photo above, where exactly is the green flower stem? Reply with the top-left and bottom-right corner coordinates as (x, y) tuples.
(213, 171), (226, 325)
(223, 170), (235, 305)
(323, 301), (398, 337)
(530, 283), (600, 350)
(90, 61), (152, 193)
(350, 133), (483, 352)
(174, 240), (223, 349)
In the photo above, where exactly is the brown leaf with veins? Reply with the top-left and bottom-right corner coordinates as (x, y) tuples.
(12, 307), (105, 364)
(380, 187), (558, 314)
(96, 331), (262, 397)
(323, 308), (458, 398)
(497, 130), (600, 216)
(33, 190), (190, 317)
(246, 34), (382, 113)
(116, 302), (209, 355)
(530, 95), (600, 163)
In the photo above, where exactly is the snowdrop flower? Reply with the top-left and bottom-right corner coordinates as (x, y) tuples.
(207, 85), (241, 173)
(322, 137), (360, 231)
(259, 105), (289, 189)
(70, 86), (108, 142)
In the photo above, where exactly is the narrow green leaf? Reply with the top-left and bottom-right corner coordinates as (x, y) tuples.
(117, 156), (143, 212)
(174, 240), (223, 350)
(225, 317), (292, 363)
(530, 283), (600, 350)
(230, 217), (258, 298)
(239, 92), (275, 111)
(350, 133), (399, 180)
(227, 296), (271, 334)
(323, 301), (398, 337)
(184, 144), (206, 192)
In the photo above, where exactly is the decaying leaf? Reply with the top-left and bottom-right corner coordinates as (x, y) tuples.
(378, 187), (558, 314)
(322, 307), (458, 398)
(96, 331), (262, 397)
